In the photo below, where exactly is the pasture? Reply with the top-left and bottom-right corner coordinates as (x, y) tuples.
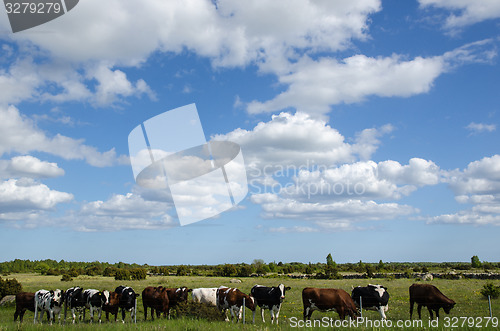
(0, 273), (499, 330)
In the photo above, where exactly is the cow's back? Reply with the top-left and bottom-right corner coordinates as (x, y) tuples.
(410, 284), (453, 304)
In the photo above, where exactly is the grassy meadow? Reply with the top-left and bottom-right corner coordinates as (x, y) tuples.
(0, 273), (499, 330)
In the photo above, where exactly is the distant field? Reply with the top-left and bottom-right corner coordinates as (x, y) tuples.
(1, 273), (499, 330)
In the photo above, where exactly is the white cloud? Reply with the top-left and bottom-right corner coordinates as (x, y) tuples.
(214, 112), (393, 174)
(246, 40), (497, 117)
(419, 0), (500, 30)
(0, 178), (73, 215)
(466, 122), (496, 134)
(73, 193), (177, 231)
(0, 155), (64, 179)
(429, 155), (500, 225)
(0, 105), (128, 167)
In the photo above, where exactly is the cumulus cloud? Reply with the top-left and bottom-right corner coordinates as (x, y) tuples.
(72, 193), (177, 231)
(0, 178), (73, 215)
(419, 0), (500, 31)
(0, 155), (64, 179)
(429, 155), (500, 225)
(0, 105), (128, 167)
(246, 40), (497, 117)
(213, 112), (392, 175)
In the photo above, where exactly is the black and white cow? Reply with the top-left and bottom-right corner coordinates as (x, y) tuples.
(64, 287), (86, 323)
(351, 284), (390, 319)
(115, 286), (139, 323)
(83, 289), (109, 323)
(34, 289), (65, 324)
(251, 284), (291, 324)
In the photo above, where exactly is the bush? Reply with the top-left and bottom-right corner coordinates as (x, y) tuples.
(0, 277), (22, 299)
(175, 301), (226, 321)
(130, 268), (147, 280)
(114, 269), (130, 281)
(480, 283), (500, 299)
(61, 274), (73, 282)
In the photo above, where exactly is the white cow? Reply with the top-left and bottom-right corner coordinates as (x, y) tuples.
(192, 288), (218, 306)
(34, 289), (64, 324)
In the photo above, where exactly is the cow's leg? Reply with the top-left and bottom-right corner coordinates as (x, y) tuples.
(417, 304), (423, 319)
(435, 308), (439, 320)
(121, 308), (126, 323)
(409, 299), (414, 319)
(270, 308), (276, 324)
(252, 308), (255, 324)
(143, 304), (147, 321)
(261, 307), (265, 323)
(377, 306), (387, 319)
(14, 308), (20, 321)
(71, 308), (76, 323)
(303, 306), (312, 320)
(89, 306), (94, 323)
(428, 307), (434, 320)
(274, 306), (281, 325)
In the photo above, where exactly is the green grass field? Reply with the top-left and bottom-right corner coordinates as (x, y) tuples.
(1, 274), (499, 330)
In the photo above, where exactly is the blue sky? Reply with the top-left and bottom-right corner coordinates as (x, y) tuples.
(1, 0), (500, 265)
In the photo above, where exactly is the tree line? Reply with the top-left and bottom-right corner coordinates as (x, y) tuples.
(1, 256), (498, 280)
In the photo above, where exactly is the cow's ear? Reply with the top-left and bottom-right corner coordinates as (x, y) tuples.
(188, 289), (193, 292)
(286, 287), (291, 291)
(135, 293), (140, 298)
(50, 290), (54, 295)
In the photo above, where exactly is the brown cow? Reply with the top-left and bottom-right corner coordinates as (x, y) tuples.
(14, 292), (35, 322)
(302, 287), (359, 320)
(216, 287), (255, 323)
(164, 287), (191, 319)
(409, 284), (455, 320)
(142, 286), (169, 320)
(102, 291), (121, 322)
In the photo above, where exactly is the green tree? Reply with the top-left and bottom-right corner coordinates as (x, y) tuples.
(325, 253), (339, 279)
(471, 255), (482, 268)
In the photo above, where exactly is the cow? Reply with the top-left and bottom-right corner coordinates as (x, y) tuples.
(351, 284), (390, 319)
(64, 287), (86, 323)
(192, 288), (218, 306)
(164, 287), (192, 318)
(216, 286), (255, 323)
(82, 289), (109, 323)
(102, 291), (121, 322)
(115, 286), (139, 323)
(142, 286), (169, 320)
(409, 283), (455, 320)
(251, 284), (291, 324)
(34, 289), (65, 324)
(302, 287), (359, 320)
(14, 292), (35, 322)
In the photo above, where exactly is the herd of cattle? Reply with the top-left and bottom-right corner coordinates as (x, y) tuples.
(12, 283), (455, 324)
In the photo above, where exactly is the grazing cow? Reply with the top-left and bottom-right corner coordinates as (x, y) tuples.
(216, 287), (255, 323)
(164, 287), (192, 318)
(34, 289), (65, 324)
(82, 289), (109, 323)
(142, 286), (169, 320)
(14, 292), (35, 322)
(409, 284), (455, 320)
(302, 287), (359, 320)
(192, 288), (218, 306)
(251, 284), (291, 324)
(64, 287), (85, 323)
(102, 291), (121, 322)
(351, 284), (390, 319)
(115, 286), (139, 322)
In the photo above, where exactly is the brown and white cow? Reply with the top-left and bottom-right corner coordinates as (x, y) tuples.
(409, 284), (455, 320)
(102, 291), (121, 322)
(163, 287), (191, 319)
(14, 292), (35, 322)
(302, 287), (359, 320)
(216, 287), (255, 323)
(142, 286), (169, 320)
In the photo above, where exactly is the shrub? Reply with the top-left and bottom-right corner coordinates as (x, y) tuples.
(130, 268), (147, 280)
(114, 269), (130, 281)
(61, 274), (73, 282)
(0, 277), (22, 298)
(175, 301), (226, 321)
(480, 283), (500, 299)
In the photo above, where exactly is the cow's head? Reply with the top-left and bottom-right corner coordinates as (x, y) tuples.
(175, 287), (191, 302)
(52, 289), (64, 307)
(245, 295), (256, 311)
(100, 290), (110, 305)
(105, 291), (121, 307)
(278, 284), (291, 301)
(120, 287), (138, 309)
(443, 301), (456, 314)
